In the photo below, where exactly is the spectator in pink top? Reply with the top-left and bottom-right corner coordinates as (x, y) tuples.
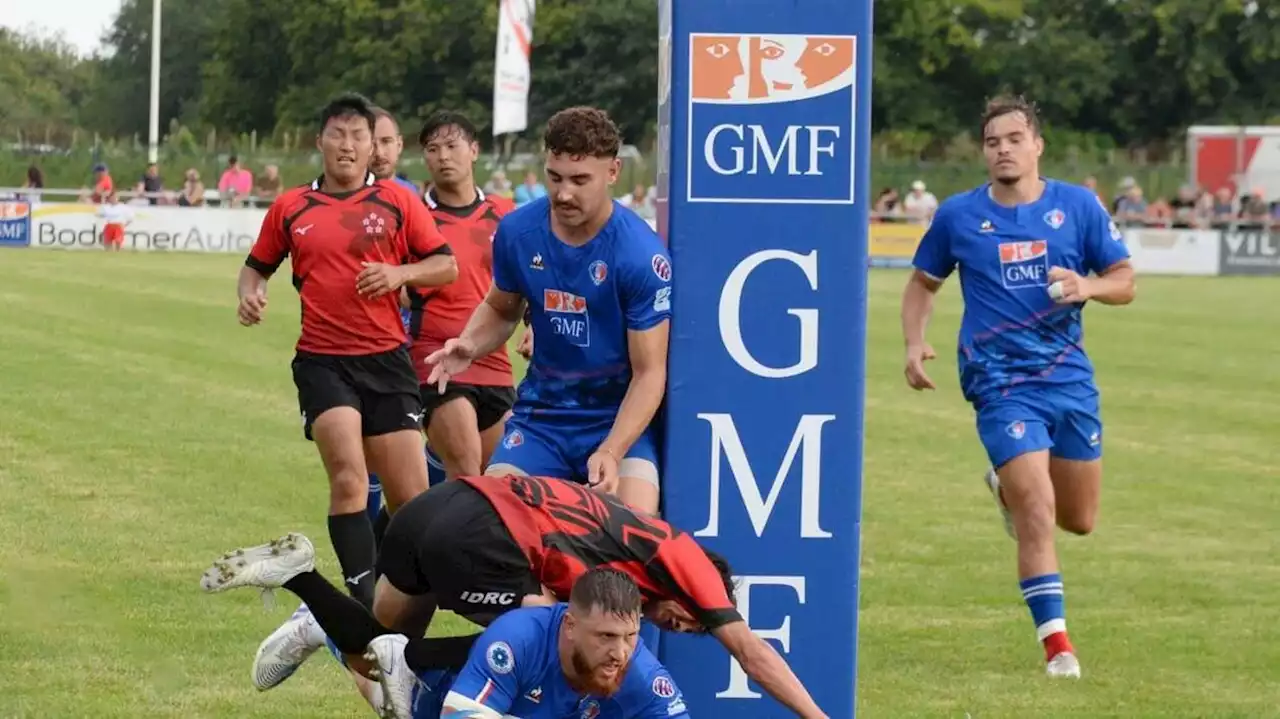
(217, 155), (254, 207)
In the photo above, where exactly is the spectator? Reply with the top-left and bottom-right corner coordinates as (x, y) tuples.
(217, 155), (253, 207)
(483, 169), (513, 197)
(1082, 175), (1106, 205)
(1111, 176), (1136, 214)
(142, 163), (164, 206)
(127, 182), (151, 207)
(1115, 184), (1148, 226)
(1211, 187), (1235, 226)
(902, 179), (937, 222)
(20, 165), (43, 203)
(1239, 188), (1270, 226)
(178, 168), (205, 207)
(90, 163), (114, 204)
(254, 164), (283, 208)
(873, 187), (901, 221)
(513, 170), (547, 205)
(1169, 184), (1199, 228)
(617, 183), (655, 221)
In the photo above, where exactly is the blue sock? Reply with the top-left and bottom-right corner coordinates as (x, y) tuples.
(640, 619), (662, 656)
(1020, 573), (1072, 655)
(425, 445), (448, 486)
(365, 476), (383, 523)
(325, 635), (346, 668)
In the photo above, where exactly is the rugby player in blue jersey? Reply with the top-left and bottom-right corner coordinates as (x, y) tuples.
(318, 568), (690, 719)
(900, 95), (1135, 679)
(425, 106), (670, 517)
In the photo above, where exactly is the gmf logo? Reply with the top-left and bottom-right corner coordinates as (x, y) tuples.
(687, 33), (858, 204)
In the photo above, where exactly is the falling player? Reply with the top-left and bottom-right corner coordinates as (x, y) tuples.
(325, 568), (691, 719)
(900, 95), (1135, 678)
(201, 475), (829, 718)
(425, 106), (670, 516)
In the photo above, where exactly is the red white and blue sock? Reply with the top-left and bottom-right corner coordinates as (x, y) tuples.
(1020, 573), (1074, 661)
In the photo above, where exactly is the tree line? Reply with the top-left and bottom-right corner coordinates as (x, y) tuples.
(3, 0), (1278, 157)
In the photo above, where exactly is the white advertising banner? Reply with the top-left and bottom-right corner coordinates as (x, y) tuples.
(27, 203), (265, 253)
(1122, 228), (1220, 276)
(492, 0), (535, 136)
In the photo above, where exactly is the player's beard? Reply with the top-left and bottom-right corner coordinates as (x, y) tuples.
(570, 646), (628, 697)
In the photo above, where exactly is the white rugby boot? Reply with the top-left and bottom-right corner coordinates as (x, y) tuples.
(1046, 651), (1082, 678)
(200, 533), (315, 594)
(251, 603), (326, 691)
(366, 634), (416, 719)
(983, 468), (1017, 539)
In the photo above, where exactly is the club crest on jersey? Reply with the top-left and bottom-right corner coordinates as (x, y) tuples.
(544, 289), (590, 348)
(1007, 421), (1026, 440)
(485, 641), (515, 675)
(997, 240), (1050, 290)
(588, 260), (608, 286)
(651, 254), (672, 282)
(503, 430), (525, 449)
(652, 675), (677, 699)
(1043, 208), (1065, 229)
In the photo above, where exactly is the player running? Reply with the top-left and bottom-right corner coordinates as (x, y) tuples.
(425, 106), (669, 515)
(252, 110), (518, 695)
(409, 110), (517, 479)
(236, 92), (456, 615)
(201, 474), (828, 718)
(900, 95), (1135, 679)
(318, 568), (690, 719)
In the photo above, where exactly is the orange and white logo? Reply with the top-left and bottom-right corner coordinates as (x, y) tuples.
(691, 34), (855, 104)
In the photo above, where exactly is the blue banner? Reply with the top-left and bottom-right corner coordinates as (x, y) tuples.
(0, 201), (33, 247)
(658, 2), (871, 717)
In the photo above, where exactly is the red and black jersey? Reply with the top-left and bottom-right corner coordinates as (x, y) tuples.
(459, 474), (742, 630)
(406, 188), (516, 387)
(246, 173), (451, 355)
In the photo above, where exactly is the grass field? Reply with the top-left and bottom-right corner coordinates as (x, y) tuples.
(0, 250), (1277, 718)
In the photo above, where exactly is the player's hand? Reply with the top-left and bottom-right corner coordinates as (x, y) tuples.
(237, 290), (267, 326)
(356, 262), (406, 299)
(1047, 266), (1092, 304)
(904, 342), (937, 391)
(516, 326), (533, 360)
(587, 448), (620, 495)
(424, 337), (476, 393)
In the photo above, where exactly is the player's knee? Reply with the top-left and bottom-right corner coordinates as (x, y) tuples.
(327, 466), (369, 508)
(1057, 508), (1096, 536)
(484, 462), (528, 477)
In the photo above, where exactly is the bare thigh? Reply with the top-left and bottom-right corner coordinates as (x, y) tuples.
(1049, 456), (1101, 535)
(426, 397), (485, 478)
(311, 406), (369, 513)
(365, 429), (431, 512)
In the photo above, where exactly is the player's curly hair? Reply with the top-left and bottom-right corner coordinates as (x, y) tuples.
(981, 94), (1041, 140)
(543, 106), (621, 159)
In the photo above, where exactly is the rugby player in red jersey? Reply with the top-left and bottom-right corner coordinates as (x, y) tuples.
(203, 475), (829, 719)
(249, 111), (522, 697)
(408, 111), (518, 478)
(236, 92), (457, 615)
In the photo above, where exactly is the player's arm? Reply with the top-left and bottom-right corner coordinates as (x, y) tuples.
(900, 209), (955, 347)
(602, 247), (673, 458)
(712, 621), (825, 719)
(238, 200), (290, 325)
(1068, 196), (1136, 306)
(400, 189), (458, 288)
(457, 220), (527, 356)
